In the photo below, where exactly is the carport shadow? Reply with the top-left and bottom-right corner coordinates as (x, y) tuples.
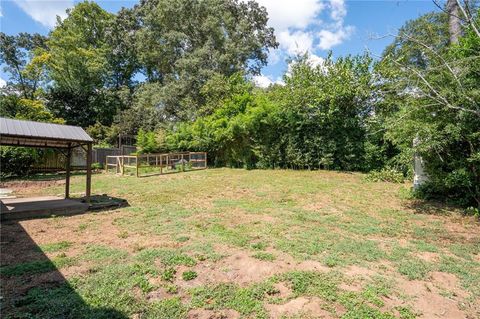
(0, 202), (128, 318)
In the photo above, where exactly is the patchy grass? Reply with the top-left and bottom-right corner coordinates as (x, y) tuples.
(38, 240), (72, 253)
(2, 168), (479, 318)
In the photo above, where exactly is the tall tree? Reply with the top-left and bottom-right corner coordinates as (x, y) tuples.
(39, 1), (127, 127)
(131, 0), (277, 120)
(379, 8), (480, 207)
(447, 0), (462, 43)
(0, 32), (47, 98)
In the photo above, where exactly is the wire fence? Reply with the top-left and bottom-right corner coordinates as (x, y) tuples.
(105, 152), (207, 177)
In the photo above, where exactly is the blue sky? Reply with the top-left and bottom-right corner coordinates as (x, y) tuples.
(0, 0), (440, 87)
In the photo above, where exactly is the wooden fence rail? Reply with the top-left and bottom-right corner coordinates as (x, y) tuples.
(105, 152), (207, 177)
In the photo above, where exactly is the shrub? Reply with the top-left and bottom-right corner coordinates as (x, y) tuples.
(91, 162), (103, 171)
(465, 207), (479, 218)
(0, 146), (39, 178)
(365, 168), (404, 183)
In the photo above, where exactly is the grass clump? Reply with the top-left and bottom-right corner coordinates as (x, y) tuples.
(176, 236), (190, 243)
(279, 271), (340, 302)
(190, 281), (274, 316)
(397, 258), (431, 280)
(251, 242), (267, 250)
(182, 270), (198, 281)
(161, 267), (176, 282)
(252, 252), (275, 261)
(82, 245), (128, 262)
(144, 298), (187, 319)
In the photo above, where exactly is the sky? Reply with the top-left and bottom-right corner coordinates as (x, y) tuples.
(0, 0), (441, 88)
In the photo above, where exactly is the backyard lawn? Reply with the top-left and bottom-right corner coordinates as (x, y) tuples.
(1, 168), (479, 319)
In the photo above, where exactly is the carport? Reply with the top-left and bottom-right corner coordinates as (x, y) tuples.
(0, 118), (93, 219)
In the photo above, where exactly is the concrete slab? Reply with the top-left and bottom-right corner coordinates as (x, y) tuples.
(0, 196), (89, 221)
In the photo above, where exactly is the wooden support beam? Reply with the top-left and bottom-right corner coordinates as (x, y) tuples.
(86, 143), (92, 203)
(65, 145), (72, 199)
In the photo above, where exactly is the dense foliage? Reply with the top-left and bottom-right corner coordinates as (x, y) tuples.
(377, 11), (480, 207)
(167, 55), (375, 171)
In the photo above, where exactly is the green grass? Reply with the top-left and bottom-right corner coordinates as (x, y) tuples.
(39, 241), (72, 253)
(397, 258), (432, 280)
(4, 168), (479, 318)
(252, 252), (276, 261)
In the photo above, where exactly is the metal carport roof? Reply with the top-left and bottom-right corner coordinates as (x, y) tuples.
(0, 117), (93, 148)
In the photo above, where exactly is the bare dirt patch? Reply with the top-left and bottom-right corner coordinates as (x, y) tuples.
(187, 309), (240, 319)
(395, 278), (467, 319)
(273, 282), (292, 298)
(146, 287), (172, 301)
(343, 264), (377, 278)
(265, 296), (334, 318)
(187, 250), (286, 286)
(0, 179), (65, 196)
(416, 251), (440, 262)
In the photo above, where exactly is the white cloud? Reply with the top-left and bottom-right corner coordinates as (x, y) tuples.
(318, 26), (354, 50)
(254, 0), (324, 31)
(252, 74), (284, 88)
(307, 53), (325, 68)
(12, 0), (73, 28)
(0, 77), (6, 88)
(286, 53), (325, 76)
(330, 0), (347, 22)
(253, 75), (273, 88)
(249, 0), (354, 70)
(277, 30), (314, 55)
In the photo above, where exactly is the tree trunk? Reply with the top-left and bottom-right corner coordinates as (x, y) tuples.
(447, 0), (462, 44)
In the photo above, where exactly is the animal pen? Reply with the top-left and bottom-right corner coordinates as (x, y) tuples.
(105, 152), (207, 177)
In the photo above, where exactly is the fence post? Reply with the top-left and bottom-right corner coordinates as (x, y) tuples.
(160, 155), (163, 174)
(136, 155), (139, 177)
(121, 156), (125, 175)
(65, 146), (71, 199)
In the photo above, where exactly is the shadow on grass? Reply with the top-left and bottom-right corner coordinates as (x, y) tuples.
(404, 199), (461, 216)
(0, 202), (128, 318)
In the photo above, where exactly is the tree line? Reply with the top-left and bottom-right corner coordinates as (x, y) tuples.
(0, 0), (479, 209)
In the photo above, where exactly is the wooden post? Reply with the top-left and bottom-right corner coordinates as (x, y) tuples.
(136, 155), (139, 177)
(65, 146), (71, 199)
(181, 154), (185, 171)
(86, 143), (92, 203)
(121, 156), (125, 175)
(204, 152), (207, 169)
(160, 155), (163, 174)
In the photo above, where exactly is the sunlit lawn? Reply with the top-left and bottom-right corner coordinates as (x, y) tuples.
(1, 168), (479, 318)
